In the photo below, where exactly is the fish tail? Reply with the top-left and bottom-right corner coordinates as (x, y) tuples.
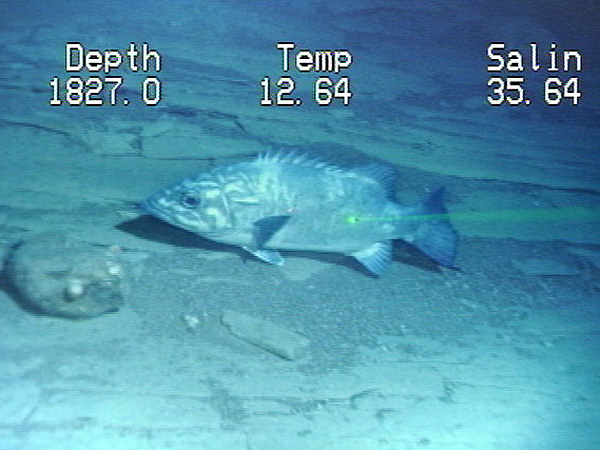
(405, 187), (457, 268)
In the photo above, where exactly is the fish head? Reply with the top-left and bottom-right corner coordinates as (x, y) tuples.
(140, 175), (233, 236)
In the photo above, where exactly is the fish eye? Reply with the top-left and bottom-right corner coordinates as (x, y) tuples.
(180, 192), (201, 208)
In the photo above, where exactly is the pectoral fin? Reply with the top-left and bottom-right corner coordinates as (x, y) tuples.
(242, 215), (291, 267)
(253, 215), (291, 247)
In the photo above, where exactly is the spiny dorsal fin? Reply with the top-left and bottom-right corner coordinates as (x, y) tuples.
(258, 151), (397, 198)
(257, 151), (342, 172)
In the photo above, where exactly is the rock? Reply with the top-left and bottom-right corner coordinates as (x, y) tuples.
(141, 120), (263, 159)
(512, 258), (580, 276)
(0, 378), (41, 425)
(221, 310), (311, 360)
(567, 246), (600, 270)
(77, 127), (140, 156)
(5, 233), (127, 318)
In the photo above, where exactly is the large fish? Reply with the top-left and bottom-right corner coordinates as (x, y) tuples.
(140, 152), (457, 276)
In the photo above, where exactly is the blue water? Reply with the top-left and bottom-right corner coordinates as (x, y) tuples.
(0, 1), (598, 449)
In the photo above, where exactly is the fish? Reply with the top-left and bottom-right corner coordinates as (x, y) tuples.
(140, 151), (457, 276)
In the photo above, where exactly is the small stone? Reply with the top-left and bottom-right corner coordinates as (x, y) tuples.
(221, 310), (311, 360)
(182, 314), (200, 331)
(65, 278), (86, 301)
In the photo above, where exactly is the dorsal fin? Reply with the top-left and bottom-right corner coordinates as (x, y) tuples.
(258, 151), (397, 198)
(356, 162), (397, 199)
(257, 151), (342, 172)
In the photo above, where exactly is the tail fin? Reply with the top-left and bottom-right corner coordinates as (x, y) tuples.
(409, 188), (457, 268)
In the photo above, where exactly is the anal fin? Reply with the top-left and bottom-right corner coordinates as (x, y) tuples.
(351, 241), (392, 276)
(243, 246), (285, 266)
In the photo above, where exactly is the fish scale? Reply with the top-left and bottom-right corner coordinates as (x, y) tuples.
(140, 151), (458, 276)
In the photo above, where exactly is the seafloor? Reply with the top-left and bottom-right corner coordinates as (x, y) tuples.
(1, 1), (599, 449)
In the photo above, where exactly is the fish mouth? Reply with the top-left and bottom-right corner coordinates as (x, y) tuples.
(138, 198), (155, 215)
(138, 196), (188, 229)
(138, 197), (167, 221)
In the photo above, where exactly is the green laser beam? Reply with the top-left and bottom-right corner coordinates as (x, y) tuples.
(344, 206), (600, 224)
